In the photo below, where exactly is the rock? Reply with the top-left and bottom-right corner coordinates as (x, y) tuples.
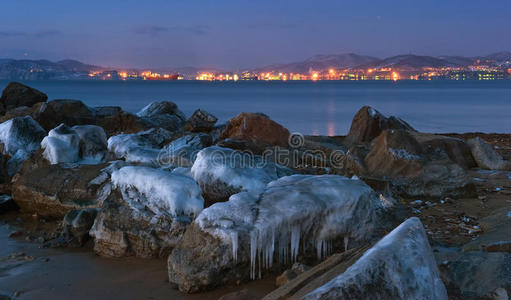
(412, 132), (476, 169)
(168, 175), (385, 293)
(275, 263), (311, 287)
(72, 125), (108, 162)
(468, 137), (511, 170)
(183, 109), (218, 132)
(463, 207), (511, 253)
(12, 162), (111, 218)
(35, 99), (97, 131)
(190, 146), (295, 205)
(365, 130), (474, 198)
(136, 101), (186, 132)
(302, 217), (447, 300)
(0, 116), (47, 176)
(0, 103), (44, 123)
(435, 247), (511, 299)
(216, 138), (268, 155)
(0, 194), (17, 213)
(219, 112), (290, 147)
(107, 128), (173, 166)
(94, 106), (146, 136)
(90, 166), (203, 257)
(61, 208), (99, 246)
(346, 106), (415, 144)
(158, 133), (212, 168)
(0, 82), (47, 114)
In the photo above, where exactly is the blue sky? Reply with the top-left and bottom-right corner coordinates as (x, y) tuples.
(0, 0), (509, 69)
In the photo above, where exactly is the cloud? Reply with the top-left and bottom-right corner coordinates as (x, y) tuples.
(35, 30), (61, 38)
(0, 31), (27, 37)
(133, 25), (209, 36)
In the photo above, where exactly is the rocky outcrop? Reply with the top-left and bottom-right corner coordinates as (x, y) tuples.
(0, 82), (47, 114)
(183, 109), (218, 132)
(41, 124), (108, 164)
(467, 137), (511, 170)
(35, 99), (97, 131)
(190, 146), (295, 205)
(302, 217), (447, 300)
(12, 162), (111, 218)
(364, 129), (474, 198)
(346, 106), (415, 144)
(168, 175), (385, 293)
(219, 112), (290, 147)
(0, 116), (47, 176)
(90, 166), (204, 258)
(136, 101), (186, 132)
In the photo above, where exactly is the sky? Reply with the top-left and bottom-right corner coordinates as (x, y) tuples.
(0, 0), (510, 70)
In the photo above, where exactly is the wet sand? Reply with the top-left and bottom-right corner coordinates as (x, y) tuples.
(0, 224), (276, 300)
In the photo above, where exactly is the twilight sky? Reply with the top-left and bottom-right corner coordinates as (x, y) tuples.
(1, 0), (510, 69)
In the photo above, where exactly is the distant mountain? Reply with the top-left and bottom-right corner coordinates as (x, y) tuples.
(363, 55), (457, 70)
(483, 51), (511, 62)
(0, 59), (102, 80)
(253, 53), (380, 73)
(437, 56), (475, 66)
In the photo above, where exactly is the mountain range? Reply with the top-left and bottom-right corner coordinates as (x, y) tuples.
(0, 52), (510, 80)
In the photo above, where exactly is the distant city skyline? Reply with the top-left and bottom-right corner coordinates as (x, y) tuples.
(1, 0), (510, 69)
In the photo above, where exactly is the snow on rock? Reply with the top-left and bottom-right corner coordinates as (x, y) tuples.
(41, 124), (108, 164)
(136, 101), (186, 132)
(111, 166), (204, 217)
(90, 165), (204, 258)
(158, 133), (212, 167)
(302, 217), (448, 300)
(0, 116), (46, 175)
(190, 146), (295, 204)
(168, 174), (385, 292)
(107, 128), (172, 166)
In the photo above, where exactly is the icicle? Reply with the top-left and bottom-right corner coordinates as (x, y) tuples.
(231, 231), (238, 263)
(316, 240), (323, 260)
(290, 225), (301, 262)
(250, 231), (257, 280)
(344, 236), (349, 251)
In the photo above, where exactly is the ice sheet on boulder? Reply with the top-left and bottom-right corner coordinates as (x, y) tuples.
(303, 217), (447, 300)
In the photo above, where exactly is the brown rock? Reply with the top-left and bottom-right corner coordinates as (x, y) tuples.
(35, 99), (96, 131)
(0, 82), (47, 114)
(183, 109), (218, 132)
(467, 137), (511, 170)
(220, 112), (290, 147)
(412, 132), (476, 169)
(346, 106), (415, 144)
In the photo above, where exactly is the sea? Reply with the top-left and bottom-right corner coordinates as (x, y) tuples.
(1, 80), (510, 136)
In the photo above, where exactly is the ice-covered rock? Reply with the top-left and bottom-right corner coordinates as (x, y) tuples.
(158, 133), (212, 168)
(0, 116), (46, 175)
(136, 101), (186, 132)
(168, 174), (385, 292)
(107, 128), (172, 166)
(302, 217), (448, 300)
(41, 124), (108, 164)
(467, 137), (511, 170)
(90, 166), (204, 257)
(190, 146), (295, 205)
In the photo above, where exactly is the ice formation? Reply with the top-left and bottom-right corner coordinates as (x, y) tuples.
(41, 124), (108, 164)
(111, 166), (204, 217)
(158, 133), (211, 167)
(0, 116), (46, 175)
(107, 128), (172, 165)
(191, 146), (294, 199)
(303, 217), (448, 300)
(196, 174), (383, 279)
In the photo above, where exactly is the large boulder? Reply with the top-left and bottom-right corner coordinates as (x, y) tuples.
(41, 124), (108, 164)
(107, 128), (173, 166)
(183, 109), (218, 132)
(365, 130), (474, 198)
(302, 217), (447, 300)
(0, 116), (46, 176)
(12, 162), (113, 218)
(219, 113), (290, 148)
(90, 166), (204, 258)
(0, 82), (47, 114)
(435, 247), (511, 299)
(168, 175), (385, 292)
(190, 146), (295, 205)
(35, 99), (97, 131)
(346, 106), (415, 144)
(467, 137), (511, 170)
(136, 101), (186, 132)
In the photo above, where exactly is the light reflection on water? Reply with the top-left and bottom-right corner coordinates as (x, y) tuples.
(1, 80), (511, 135)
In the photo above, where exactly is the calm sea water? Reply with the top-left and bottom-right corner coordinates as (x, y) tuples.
(1, 80), (510, 135)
